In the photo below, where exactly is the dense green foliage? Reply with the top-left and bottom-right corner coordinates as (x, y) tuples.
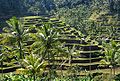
(0, 73), (93, 81)
(54, 4), (91, 34)
(1, 0), (120, 81)
(1, 0), (120, 34)
(0, 0), (120, 17)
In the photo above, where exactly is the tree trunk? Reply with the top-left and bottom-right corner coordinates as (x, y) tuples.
(110, 66), (113, 81)
(113, 66), (115, 77)
(18, 36), (23, 59)
(33, 74), (36, 81)
(48, 52), (51, 80)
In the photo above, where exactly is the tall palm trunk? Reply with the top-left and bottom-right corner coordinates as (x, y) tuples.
(33, 74), (36, 81)
(110, 66), (113, 81)
(18, 39), (22, 59)
(17, 38), (23, 69)
(113, 65), (115, 77)
(48, 51), (52, 80)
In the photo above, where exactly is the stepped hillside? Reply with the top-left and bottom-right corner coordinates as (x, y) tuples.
(89, 11), (120, 41)
(0, 14), (120, 73)
(1, 14), (120, 76)
(21, 16), (104, 74)
(0, 16), (105, 75)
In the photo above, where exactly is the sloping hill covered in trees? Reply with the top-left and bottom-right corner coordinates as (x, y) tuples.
(1, 0), (120, 80)
(0, 16), (104, 75)
(0, 0), (120, 18)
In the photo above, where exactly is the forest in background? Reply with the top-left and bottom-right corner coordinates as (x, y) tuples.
(0, 0), (120, 17)
(0, 0), (120, 34)
(1, 0), (120, 80)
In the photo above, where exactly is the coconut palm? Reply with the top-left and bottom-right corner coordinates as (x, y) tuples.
(0, 17), (29, 60)
(6, 17), (25, 59)
(30, 22), (65, 79)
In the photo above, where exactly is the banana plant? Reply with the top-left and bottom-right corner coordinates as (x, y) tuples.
(102, 40), (120, 76)
(22, 53), (46, 81)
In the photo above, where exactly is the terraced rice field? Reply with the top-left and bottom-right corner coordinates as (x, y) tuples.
(1, 14), (120, 76)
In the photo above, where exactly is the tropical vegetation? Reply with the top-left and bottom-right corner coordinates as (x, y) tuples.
(1, 0), (120, 81)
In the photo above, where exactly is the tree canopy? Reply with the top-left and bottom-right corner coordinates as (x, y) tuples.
(0, 0), (120, 18)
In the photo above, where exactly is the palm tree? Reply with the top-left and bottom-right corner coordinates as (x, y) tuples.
(30, 22), (65, 79)
(0, 17), (30, 60)
(6, 17), (25, 59)
(0, 17), (32, 72)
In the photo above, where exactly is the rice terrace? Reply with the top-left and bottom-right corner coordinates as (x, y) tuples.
(0, 0), (120, 81)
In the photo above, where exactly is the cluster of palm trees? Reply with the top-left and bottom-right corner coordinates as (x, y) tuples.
(0, 17), (68, 80)
(1, 16), (120, 80)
